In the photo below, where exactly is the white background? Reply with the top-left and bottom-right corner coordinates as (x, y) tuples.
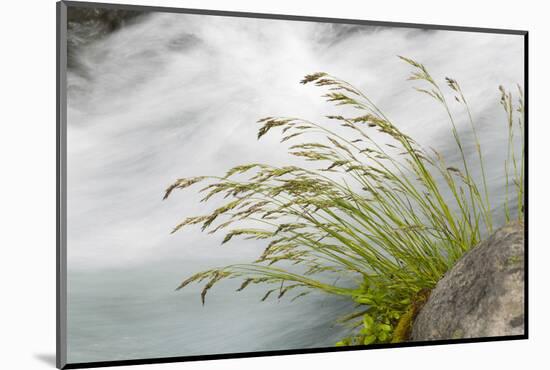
(0, 0), (546, 369)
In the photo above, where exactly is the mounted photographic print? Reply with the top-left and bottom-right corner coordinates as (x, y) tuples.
(56, 1), (528, 368)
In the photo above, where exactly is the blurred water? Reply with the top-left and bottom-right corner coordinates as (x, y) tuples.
(67, 260), (353, 362)
(66, 10), (524, 363)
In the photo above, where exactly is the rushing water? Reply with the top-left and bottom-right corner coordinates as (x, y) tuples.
(66, 10), (524, 363)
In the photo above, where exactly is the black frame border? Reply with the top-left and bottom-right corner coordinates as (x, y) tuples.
(56, 1), (529, 369)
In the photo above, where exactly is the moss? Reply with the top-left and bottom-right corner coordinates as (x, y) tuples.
(506, 255), (523, 266)
(392, 306), (415, 343)
(391, 289), (431, 343)
(452, 329), (464, 339)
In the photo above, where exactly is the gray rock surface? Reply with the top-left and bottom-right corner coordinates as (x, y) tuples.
(411, 222), (525, 341)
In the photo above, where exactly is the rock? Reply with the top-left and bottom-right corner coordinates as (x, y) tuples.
(411, 222), (525, 341)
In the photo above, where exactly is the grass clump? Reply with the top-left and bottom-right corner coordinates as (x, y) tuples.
(164, 56), (524, 345)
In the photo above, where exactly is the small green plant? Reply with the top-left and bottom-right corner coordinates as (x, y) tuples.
(164, 56), (524, 345)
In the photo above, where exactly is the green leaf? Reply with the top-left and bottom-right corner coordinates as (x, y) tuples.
(353, 296), (373, 305)
(363, 335), (377, 345)
(363, 314), (374, 330)
(378, 331), (389, 342)
(336, 338), (350, 346)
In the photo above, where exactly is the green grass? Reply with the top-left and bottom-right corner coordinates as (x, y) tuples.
(164, 56), (525, 345)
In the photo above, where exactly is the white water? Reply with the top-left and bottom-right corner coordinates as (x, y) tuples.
(66, 12), (524, 363)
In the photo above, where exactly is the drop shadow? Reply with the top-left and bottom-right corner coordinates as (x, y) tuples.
(34, 353), (56, 367)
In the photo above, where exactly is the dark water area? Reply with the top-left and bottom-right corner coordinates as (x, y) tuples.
(67, 7), (148, 69)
